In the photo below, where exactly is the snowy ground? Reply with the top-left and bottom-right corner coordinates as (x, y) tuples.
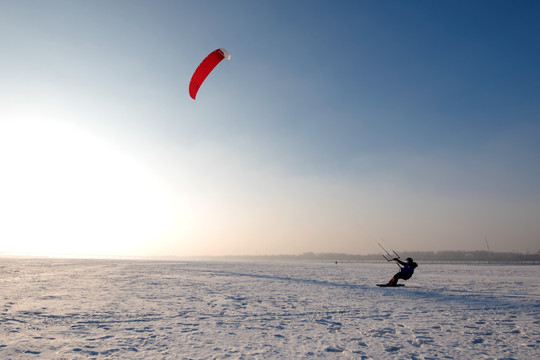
(1, 258), (538, 359)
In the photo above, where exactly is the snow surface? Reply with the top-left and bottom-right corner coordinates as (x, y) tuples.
(1, 259), (538, 359)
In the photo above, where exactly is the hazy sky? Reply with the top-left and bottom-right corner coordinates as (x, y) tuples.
(1, 1), (539, 257)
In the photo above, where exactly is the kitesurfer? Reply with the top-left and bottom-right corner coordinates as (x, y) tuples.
(385, 257), (418, 286)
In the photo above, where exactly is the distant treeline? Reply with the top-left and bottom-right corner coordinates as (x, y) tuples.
(222, 251), (540, 264)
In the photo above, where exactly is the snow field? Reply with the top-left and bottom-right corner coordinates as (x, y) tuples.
(1, 259), (538, 359)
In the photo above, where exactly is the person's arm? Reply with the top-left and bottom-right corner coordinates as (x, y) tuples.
(394, 258), (406, 266)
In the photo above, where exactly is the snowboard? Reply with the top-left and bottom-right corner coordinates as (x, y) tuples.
(376, 284), (405, 287)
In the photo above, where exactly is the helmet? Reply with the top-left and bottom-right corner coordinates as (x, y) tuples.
(406, 258), (413, 262)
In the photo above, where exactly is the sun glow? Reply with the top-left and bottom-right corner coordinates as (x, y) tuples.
(0, 109), (176, 257)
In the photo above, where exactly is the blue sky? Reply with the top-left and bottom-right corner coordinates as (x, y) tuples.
(1, 1), (539, 257)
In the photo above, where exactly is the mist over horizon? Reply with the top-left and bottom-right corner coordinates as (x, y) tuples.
(2, 247), (539, 264)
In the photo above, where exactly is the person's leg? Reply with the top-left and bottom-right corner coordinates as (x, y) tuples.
(387, 273), (400, 286)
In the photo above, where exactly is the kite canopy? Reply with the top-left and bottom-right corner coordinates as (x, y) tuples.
(189, 48), (231, 100)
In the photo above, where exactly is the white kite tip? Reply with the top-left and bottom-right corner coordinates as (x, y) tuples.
(220, 48), (231, 60)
